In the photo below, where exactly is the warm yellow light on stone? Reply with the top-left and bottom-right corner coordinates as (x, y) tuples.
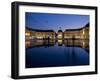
(82, 41), (85, 48)
(83, 29), (85, 35)
(58, 34), (62, 37)
(25, 32), (30, 36)
(58, 39), (62, 43)
(37, 36), (43, 39)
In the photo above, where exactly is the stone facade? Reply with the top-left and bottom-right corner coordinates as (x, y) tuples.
(25, 28), (55, 40)
(25, 23), (89, 40)
(64, 23), (89, 39)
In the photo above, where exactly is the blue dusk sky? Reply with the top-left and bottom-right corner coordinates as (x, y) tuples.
(25, 12), (89, 32)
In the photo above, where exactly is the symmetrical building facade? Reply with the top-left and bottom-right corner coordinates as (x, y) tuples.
(25, 23), (89, 40)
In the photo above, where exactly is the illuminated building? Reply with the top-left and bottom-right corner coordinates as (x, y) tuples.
(64, 23), (89, 39)
(57, 29), (63, 39)
(25, 23), (89, 40)
(25, 27), (56, 40)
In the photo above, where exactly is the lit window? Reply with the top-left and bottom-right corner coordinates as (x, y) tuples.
(25, 32), (30, 36)
(83, 29), (85, 35)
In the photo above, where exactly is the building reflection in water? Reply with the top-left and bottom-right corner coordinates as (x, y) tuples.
(25, 39), (89, 68)
(26, 39), (89, 52)
(26, 39), (56, 48)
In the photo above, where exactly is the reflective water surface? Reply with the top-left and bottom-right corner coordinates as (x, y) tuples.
(26, 39), (89, 68)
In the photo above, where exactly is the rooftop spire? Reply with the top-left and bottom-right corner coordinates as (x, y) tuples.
(59, 27), (61, 30)
(58, 27), (62, 32)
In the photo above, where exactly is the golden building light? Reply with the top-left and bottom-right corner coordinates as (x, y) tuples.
(25, 32), (30, 36)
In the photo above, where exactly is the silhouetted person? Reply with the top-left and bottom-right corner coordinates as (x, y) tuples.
(48, 36), (50, 40)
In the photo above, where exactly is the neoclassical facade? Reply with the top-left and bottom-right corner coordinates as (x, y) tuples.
(64, 23), (89, 39)
(25, 23), (89, 40)
(25, 27), (56, 40)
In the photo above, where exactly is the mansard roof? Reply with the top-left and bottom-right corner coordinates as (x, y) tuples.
(65, 23), (89, 32)
(26, 27), (54, 32)
(58, 30), (62, 32)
